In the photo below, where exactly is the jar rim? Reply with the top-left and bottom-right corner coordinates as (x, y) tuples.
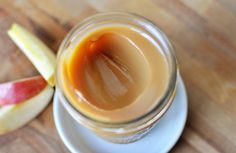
(56, 12), (177, 130)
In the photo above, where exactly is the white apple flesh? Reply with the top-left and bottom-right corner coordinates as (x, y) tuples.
(7, 23), (56, 87)
(0, 77), (54, 135)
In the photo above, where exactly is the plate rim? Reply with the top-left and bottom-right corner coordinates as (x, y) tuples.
(53, 76), (188, 153)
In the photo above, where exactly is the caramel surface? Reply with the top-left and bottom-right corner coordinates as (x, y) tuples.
(61, 25), (169, 122)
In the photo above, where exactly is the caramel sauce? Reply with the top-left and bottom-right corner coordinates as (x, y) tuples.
(61, 25), (169, 122)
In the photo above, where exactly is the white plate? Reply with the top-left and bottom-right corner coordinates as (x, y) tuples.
(53, 76), (188, 153)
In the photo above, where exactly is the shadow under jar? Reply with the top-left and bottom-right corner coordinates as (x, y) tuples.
(56, 12), (177, 144)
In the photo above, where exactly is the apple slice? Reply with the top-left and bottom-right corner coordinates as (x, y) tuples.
(0, 76), (47, 106)
(7, 23), (56, 86)
(0, 79), (54, 135)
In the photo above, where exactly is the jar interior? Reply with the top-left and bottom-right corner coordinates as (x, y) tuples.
(56, 12), (177, 126)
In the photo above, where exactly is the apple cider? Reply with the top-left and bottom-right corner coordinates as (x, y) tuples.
(56, 12), (177, 143)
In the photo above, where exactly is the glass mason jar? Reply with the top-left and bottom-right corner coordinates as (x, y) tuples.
(56, 12), (177, 143)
